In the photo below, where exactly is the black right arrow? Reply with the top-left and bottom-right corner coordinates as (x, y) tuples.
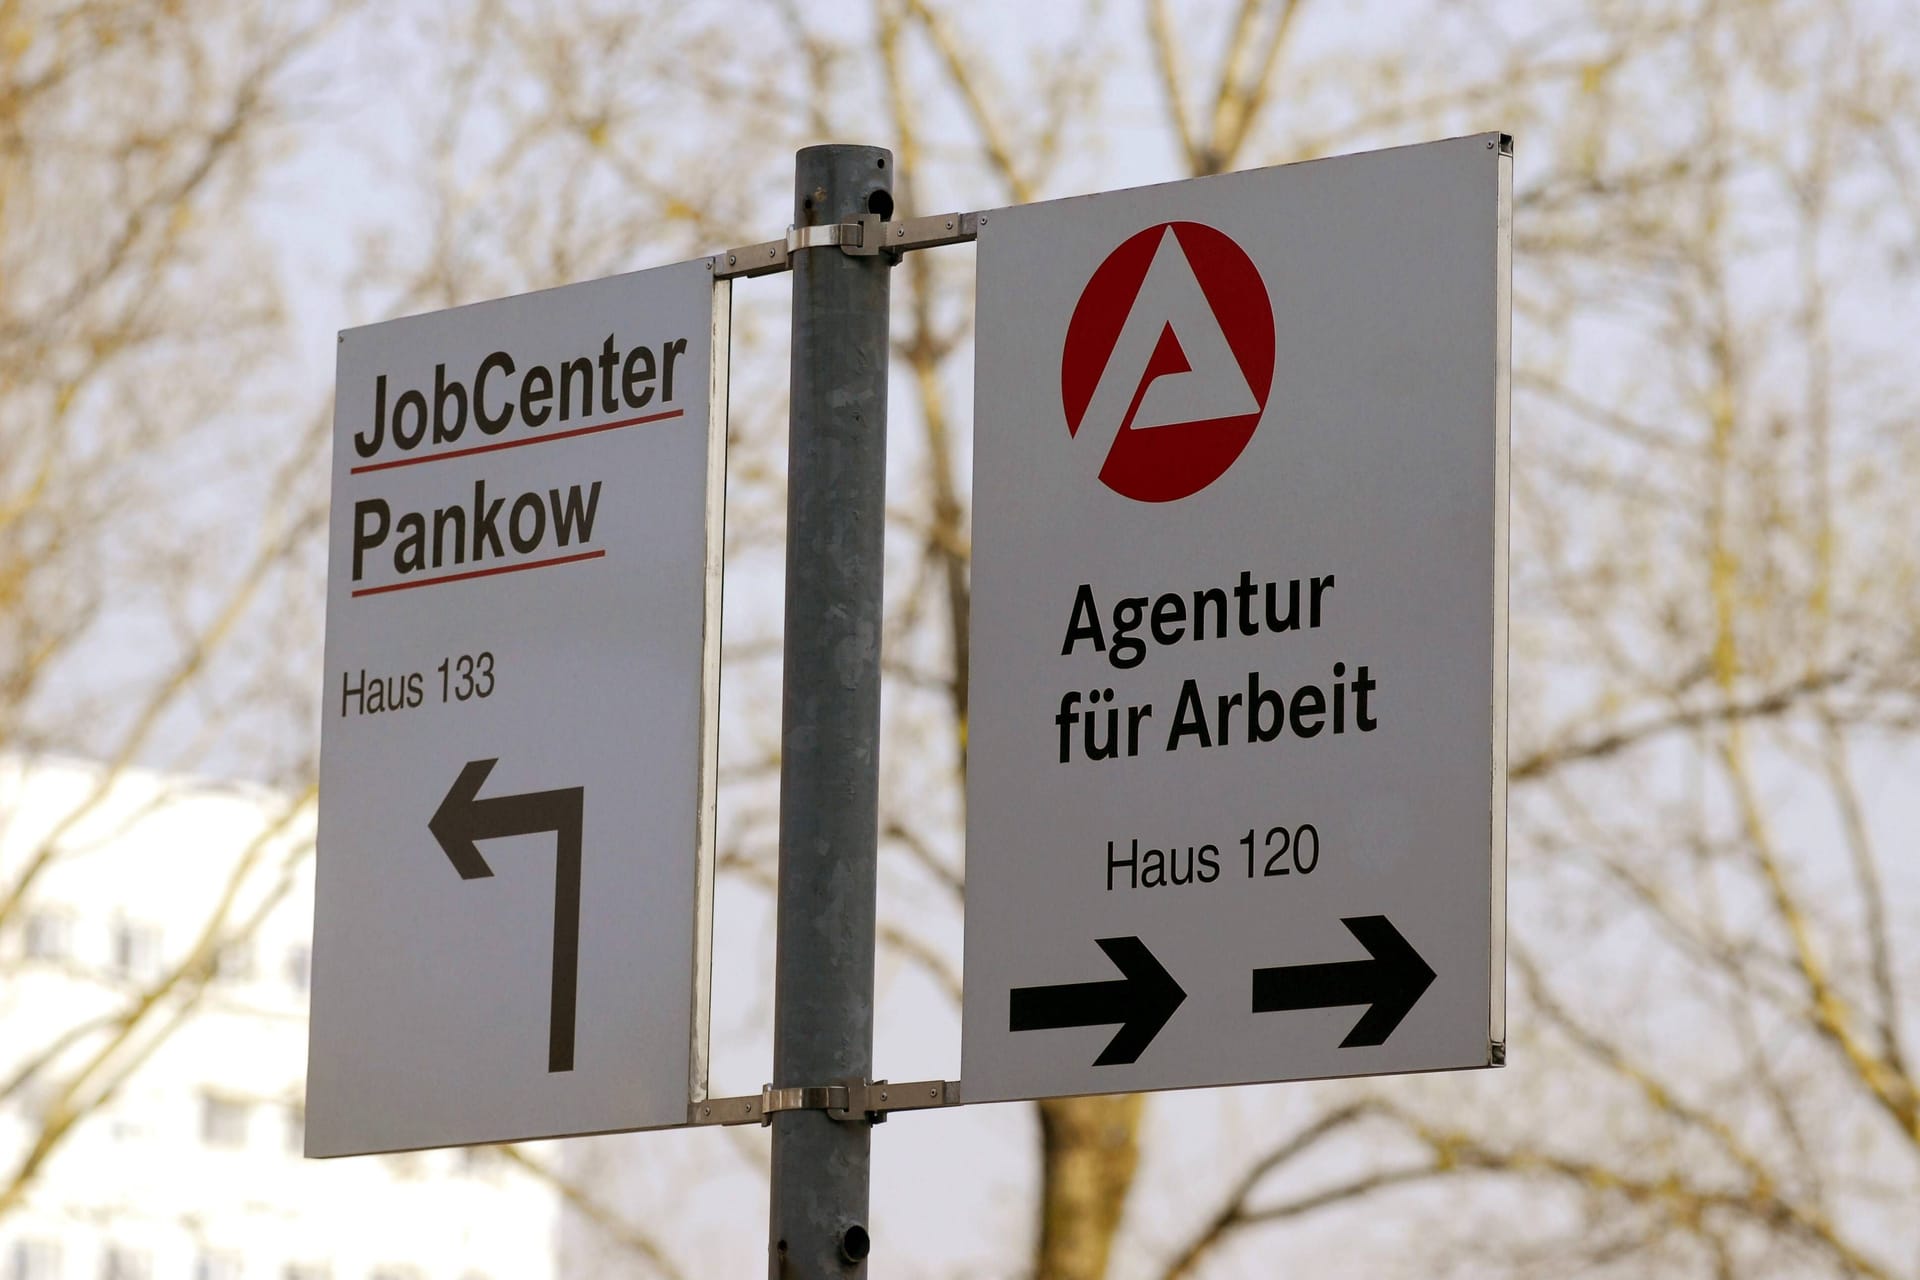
(1251, 916), (1436, 1048)
(1009, 936), (1187, 1066)
(430, 758), (584, 1074)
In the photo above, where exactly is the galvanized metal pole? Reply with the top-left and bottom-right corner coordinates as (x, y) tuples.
(768, 144), (894, 1278)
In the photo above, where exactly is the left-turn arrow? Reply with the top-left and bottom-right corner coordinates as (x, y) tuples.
(429, 758), (585, 1073)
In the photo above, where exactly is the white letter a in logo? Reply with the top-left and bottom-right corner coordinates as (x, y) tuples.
(1074, 226), (1259, 465)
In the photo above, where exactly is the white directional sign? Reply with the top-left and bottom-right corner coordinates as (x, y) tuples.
(308, 261), (727, 1156)
(962, 134), (1510, 1103)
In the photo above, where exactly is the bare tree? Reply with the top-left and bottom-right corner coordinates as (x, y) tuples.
(0, 0), (345, 1226)
(1138, 2), (1920, 1276)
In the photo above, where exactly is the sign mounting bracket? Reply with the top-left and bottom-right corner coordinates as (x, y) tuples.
(688, 1078), (960, 1127)
(709, 211), (979, 279)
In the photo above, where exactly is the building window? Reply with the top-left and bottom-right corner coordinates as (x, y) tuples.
(199, 1093), (248, 1148)
(9, 1239), (60, 1280)
(284, 944), (311, 993)
(22, 911), (72, 961)
(193, 1252), (242, 1280)
(100, 1247), (151, 1280)
(110, 921), (161, 980)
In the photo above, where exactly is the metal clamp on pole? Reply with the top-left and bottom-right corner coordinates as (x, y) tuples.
(827, 213), (885, 257)
(787, 222), (848, 254)
(769, 1084), (848, 1119)
(711, 211), (978, 279)
(688, 1079), (960, 1128)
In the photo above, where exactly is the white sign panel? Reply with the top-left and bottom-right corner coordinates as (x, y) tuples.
(963, 134), (1509, 1103)
(308, 261), (727, 1155)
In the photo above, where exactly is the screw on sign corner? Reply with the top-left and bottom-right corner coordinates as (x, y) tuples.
(1060, 221), (1275, 503)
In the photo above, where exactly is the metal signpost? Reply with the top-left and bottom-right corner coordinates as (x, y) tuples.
(764, 144), (893, 1277)
(309, 134), (1510, 1277)
(962, 133), (1511, 1103)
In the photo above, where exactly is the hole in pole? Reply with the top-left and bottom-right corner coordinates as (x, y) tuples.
(867, 189), (894, 220)
(839, 1225), (871, 1263)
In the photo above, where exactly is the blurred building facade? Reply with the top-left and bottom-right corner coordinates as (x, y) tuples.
(0, 758), (558, 1280)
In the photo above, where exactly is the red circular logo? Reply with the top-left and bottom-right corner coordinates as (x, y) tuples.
(1060, 222), (1275, 503)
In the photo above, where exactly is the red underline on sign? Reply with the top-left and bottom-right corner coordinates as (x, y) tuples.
(351, 550), (607, 597)
(349, 408), (685, 475)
